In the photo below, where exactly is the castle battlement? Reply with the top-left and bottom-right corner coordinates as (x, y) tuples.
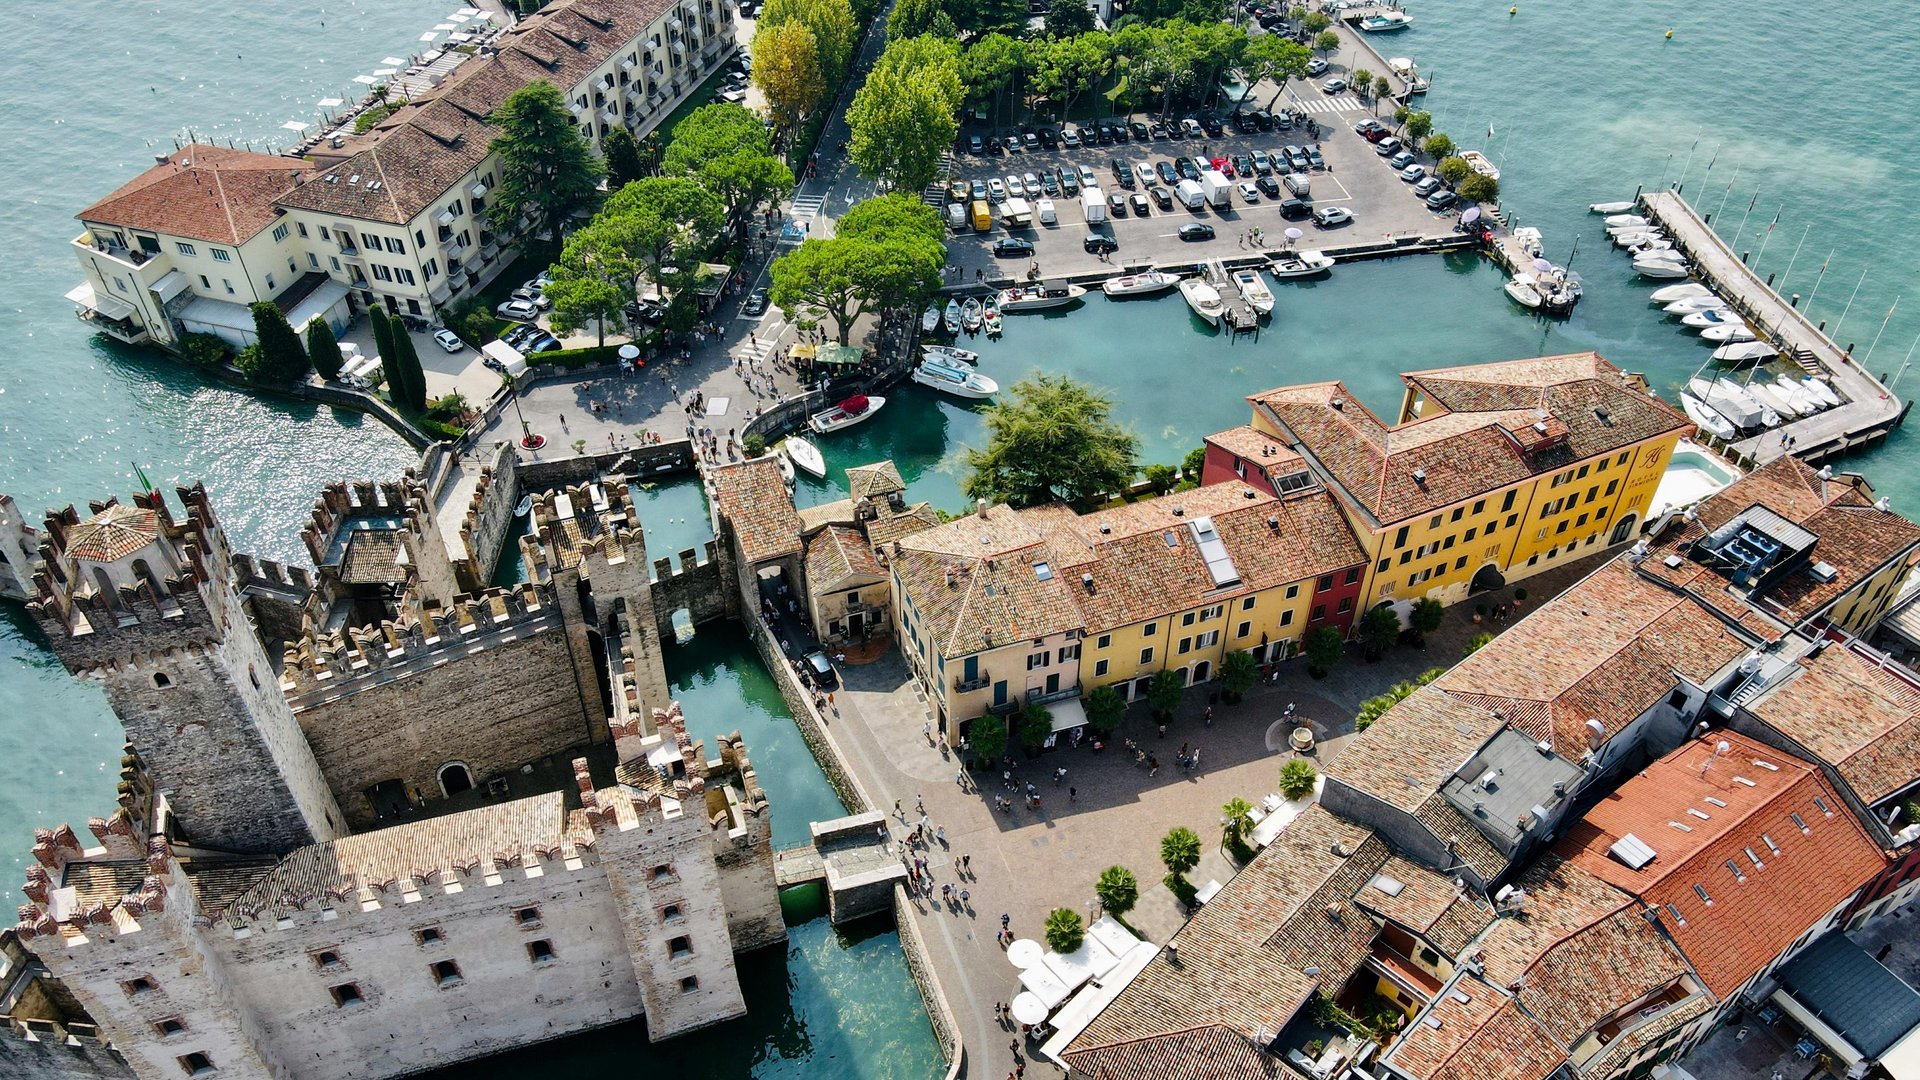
(456, 446), (510, 565)
(519, 478), (650, 579)
(229, 551), (313, 595)
(654, 539), (726, 583)
(299, 475), (433, 565)
(14, 835), (174, 952)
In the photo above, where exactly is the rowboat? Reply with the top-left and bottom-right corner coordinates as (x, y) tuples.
(923, 344), (979, 365)
(1179, 278), (1226, 326)
(912, 359), (999, 400)
(960, 297), (984, 332)
(1460, 150), (1499, 181)
(809, 394), (886, 435)
(784, 436), (826, 478)
(1232, 269), (1276, 315)
(922, 305), (941, 333)
(944, 298), (963, 330)
(983, 296), (1003, 336)
(1102, 270), (1180, 297)
(514, 494), (533, 517)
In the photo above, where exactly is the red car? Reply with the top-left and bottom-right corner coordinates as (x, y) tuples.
(1211, 156), (1235, 178)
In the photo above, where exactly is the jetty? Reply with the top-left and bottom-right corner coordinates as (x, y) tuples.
(1203, 259), (1261, 334)
(1639, 191), (1908, 465)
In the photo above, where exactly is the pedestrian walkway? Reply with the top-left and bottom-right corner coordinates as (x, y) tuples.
(790, 193), (826, 222)
(1292, 95), (1366, 114)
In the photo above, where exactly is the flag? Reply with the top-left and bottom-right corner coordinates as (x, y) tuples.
(1487, 124), (1494, 139)
(1746, 191), (1758, 212)
(1767, 209), (1780, 233)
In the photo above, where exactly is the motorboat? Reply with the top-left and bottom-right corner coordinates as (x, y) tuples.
(1711, 340), (1778, 365)
(1682, 308), (1739, 329)
(1102, 270), (1181, 297)
(1779, 374), (1835, 411)
(1664, 296), (1728, 315)
(1799, 376), (1843, 408)
(1386, 58), (1428, 93)
(1357, 11), (1413, 31)
(922, 305), (941, 333)
(1689, 376), (1772, 429)
(1271, 249), (1335, 277)
(1746, 381), (1802, 419)
(1537, 269), (1583, 313)
(1623, 236), (1675, 254)
(808, 394), (886, 435)
(1635, 257), (1691, 279)
(1612, 229), (1661, 249)
(944, 297), (963, 330)
(514, 494), (533, 517)
(999, 280), (1087, 312)
(1504, 274), (1545, 310)
(773, 449), (797, 485)
(923, 344), (979, 365)
(983, 296), (1003, 336)
(1512, 227), (1544, 257)
(1460, 150), (1499, 181)
(1590, 200), (1636, 215)
(1233, 268), (1276, 315)
(1604, 214), (1650, 230)
(1699, 322), (1758, 344)
(912, 358), (999, 400)
(1651, 282), (1713, 303)
(1178, 278), (1226, 326)
(1609, 222), (1663, 240)
(960, 297), (984, 332)
(1679, 392), (1736, 440)
(784, 436), (826, 477)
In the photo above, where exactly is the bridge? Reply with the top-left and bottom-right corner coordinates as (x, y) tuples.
(772, 810), (908, 924)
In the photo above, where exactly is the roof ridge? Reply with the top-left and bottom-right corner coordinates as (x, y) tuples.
(210, 166), (241, 245)
(367, 144), (404, 222)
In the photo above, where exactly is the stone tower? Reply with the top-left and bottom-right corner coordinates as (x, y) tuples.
(26, 486), (344, 856)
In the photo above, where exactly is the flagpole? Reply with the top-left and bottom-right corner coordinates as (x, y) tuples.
(1887, 331), (1920, 393)
(1753, 205), (1784, 268)
(1730, 188), (1762, 250)
(1655, 150), (1675, 190)
(1712, 166), (1742, 221)
(1862, 297), (1900, 365)
(1803, 250), (1837, 310)
(1779, 223), (1814, 289)
(1672, 131), (1706, 191)
(1832, 267), (1869, 338)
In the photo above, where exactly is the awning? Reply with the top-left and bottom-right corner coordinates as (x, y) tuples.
(284, 278), (350, 333)
(1046, 695), (1087, 734)
(151, 269), (192, 303)
(469, 180), (489, 199)
(65, 283), (136, 322)
(814, 343), (864, 367)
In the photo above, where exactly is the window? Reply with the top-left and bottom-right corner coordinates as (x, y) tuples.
(1311, 605), (1326, 620)
(1058, 644), (1079, 663)
(1344, 567), (1359, 585)
(1501, 490), (1517, 513)
(1464, 527), (1477, 542)
(1472, 499), (1486, 515)
(297, 222), (309, 238)
(1577, 464), (1590, 479)
(1762, 833), (1780, 855)
(154, 1018), (187, 1038)
(1177, 637), (1191, 655)
(329, 983), (364, 1008)
(264, 274), (276, 291)
(307, 253), (320, 269)
(396, 268), (416, 286)
(1195, 630), (1219, 649)
(651, 864), (675, 883)
(1451, 507), (1464, 522)
(1394, 526), (1410, 549)
(310, 949), (343, 970)
(1139, 647), (1154, 665)
(386, 237), (405, 254)
(1285, 585), (1299, 600)
(515, 907), (542, 925)
(222, 279), (235, 294)
(1442, 534), (1455, 549)
(1744, 847), (1764, 870)
(361, 232), (381, 249)
(1142, 622), (1157, 636)
(1454, 556), (1467, 570)
(1033, 561), (1053, 580)
(152, 671), (173, 688)
(528, 939), (556, 964)
(271, 223), (290, 242)
(1377, 558), (1390, 573)
(661, 904), (683, 922)
(1097, 634), (1111, 649)
(1027, 652), (1048, 671)
(211, 249), (231, 263)
(178, 1053), (215, 1076)
(1200, 604), (1223, 621)
(1094, 659), (1109, 677)
(1236, 621), (1251, 638)
(669, 936), (694, 959)
(1665, 904), (1687, 928)
(1693, 884), (1712, 906)
(1428, 515), (1441, 529)
(1241, 597), (1256, 611)
(1337, 598), (1353, 613)
(424, 259), (438, 280)
(414, 927), (443, 946)
(1725, 859), (1746, 884)
(430, 960), (463, 986)
(372, 264), (393, 282)
(1279, 609), (1294, 627)
(1617, 451), (1630, 466)
(1182, 611), (1196, 626)
(175, 242), (197, 256)
(124, 976), (157, 996)
(1813, 796), (1834, 816)
(1399, 551), (1412, 565)
(680, 976), (700, 995)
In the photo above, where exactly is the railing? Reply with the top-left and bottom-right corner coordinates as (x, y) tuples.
(1025, 684), (1082, 706)
(75, 236), (154, 268)
(954, 674), (990, 693)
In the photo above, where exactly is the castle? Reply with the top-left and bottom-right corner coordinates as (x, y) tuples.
(1, 467), (780, 1080)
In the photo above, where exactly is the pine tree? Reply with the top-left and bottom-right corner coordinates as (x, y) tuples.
(389, 322), (428, 412)
(305, 316), (344, 380)
(248, 302), (311, 383)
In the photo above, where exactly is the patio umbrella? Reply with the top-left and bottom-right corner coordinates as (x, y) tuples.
(1007, 938), (1045, 969)
(1285, 227), (1303, 249)
(1010, 992), (1049, 1026)
(1461, 206), (1482, 225)
(618, 343), (640, 360)
(1532, 257), (1554, 274)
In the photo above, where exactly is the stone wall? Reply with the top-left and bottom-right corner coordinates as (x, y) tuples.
(0, 1022), (133, 1080)
(744, 610), (870, 812)
(649, 540), (733, 638)
(452, 442), (520, 594)
(892, 887), (964, 1080)
(516, 440), (696, 491)
(229, 553), (312, 655)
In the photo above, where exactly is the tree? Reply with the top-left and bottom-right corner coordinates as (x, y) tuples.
(1181, 445), (1208, 479)
(751, 21), (828, 139)
(1144, 463), (1177, 494)
(848, 36), (965, 195)
(1436, 155), (1472, 185)
(1044, 0), (1097, 37)
(1458, 172), (1500, 204)
(488, 81), (606, 251)
(761, 0), (857, 95)
(948, 0), (1029, 36)
(387, 320), (427, 411)
(1463, 631), (1494, 657)
(1160, 826), (1201, 883)
(1085, 685), (1126, 735)
(968, 713), (1008, 760)
(1245, 33), (1311, 112)
(1312, 29), (1340, 55)
(598, 176), (725, 287)
(1350, 68), (1372, 98)
(602, 126), (647, 188)
(544, 221), (637, 346)
(961, 33), (1033, 128)
(664, 104), (794, 241)
(963, 374), (1139, 507)
(1032, 32), (1112, 120)
(1146, 669), (1185, 720)
(1221, 797), (1254, 850)
(368, 306), (398, 390)
(1219, 649), (1258, 702)
(1278, 758), (1318, 801)
(1409, 597), (1445, 644)
(1095, 865), (1138, 918)
(1301, 10), (1330, 33)
(1303, 625), (1343, 676)
(888, 0), (956, 41)
(305, 316), (343, 380)
(1402, 110), (1432, 145)
(1044, 907), (1086, 954)
(1356, 680), (1417, 731)
(1017, 705), (1053, 748)
(1359, 605), (1401, 659)
(1423, 133), (1455, 161)
(246, 302), (311, 383)
(1372, 74), (1391, 102)
(834, 194), (947, 311)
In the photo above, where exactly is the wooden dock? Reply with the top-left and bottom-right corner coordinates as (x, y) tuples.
(1204, 259), (1261, 334)
(1639, 191), (1907, 465)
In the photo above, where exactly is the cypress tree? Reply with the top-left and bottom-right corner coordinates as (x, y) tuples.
(391, 322), (428, 412)
(369, 307), (405, 403)
(248, 302), (311, 382)
(305, 316), (344, 380)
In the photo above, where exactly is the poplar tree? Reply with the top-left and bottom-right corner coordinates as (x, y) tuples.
(305, 316), (344, 380)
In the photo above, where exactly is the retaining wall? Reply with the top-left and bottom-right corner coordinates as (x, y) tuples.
(892, 886), (966, 1080)
(516, 440), (697, 489)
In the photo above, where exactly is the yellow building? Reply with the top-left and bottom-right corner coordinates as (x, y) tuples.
(1246, 354), (1692, 615)
(891, 481), (1366, 744)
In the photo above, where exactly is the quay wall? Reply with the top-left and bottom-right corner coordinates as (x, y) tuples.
(516, 440), (697, 490)
(892, 886), (966, 1080)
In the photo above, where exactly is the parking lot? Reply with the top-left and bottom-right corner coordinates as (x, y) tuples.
(938, 82), (1463, 283)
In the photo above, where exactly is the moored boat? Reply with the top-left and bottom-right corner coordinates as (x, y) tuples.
(1689, 376), (1771, 429)
(514, 494), (533, 517)
(1178, 278), (1226, 326)
(1681, 308), (1739, 329)
(774, 450), (797, 485)
(1635, 257), (1691, 279)
(1590, 200), (1636, 214)
(1504, 274), (1544, 310)
(1000, 280), (1087, 311)
(1232, 269), (1276, 315)
(784, 436), (826, 477)
(1679, 392), (1737, 440)
(983, 295), (1003, 335)
(1604, 214), (1650, 229)
(922, 304), (941, 333)
(1651, 282), (1713, 303)
(1746, 381), (1802, 419)
(1270, 249), (1334, 277)
(960, 297), (983, 332)
(912, 359), (998, 400)
(1711, 340), (1778, 365)
(1779, 374), (1835, 411)
(1664, 296), (1727, 315)
(923, 344), (979, 365)
(944, 297), (963, 330)
(808, 394), (886, 435)
(1698, 322), (1757, 344)
(1460, 150), (1499, 181)
(1357, 11), (1413, 31)
(1102, 270), (1181, 297)
(1799, 376), (1843, 408)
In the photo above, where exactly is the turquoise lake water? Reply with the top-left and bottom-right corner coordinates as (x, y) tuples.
(1, 0), (1913, 1071)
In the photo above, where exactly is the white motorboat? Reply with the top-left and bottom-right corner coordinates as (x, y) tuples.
(1689, 376), (1771, 429)
(944, 297), (963, 330)
(1623, 236), (1675, 254)
(1000, 280), (1086, 312)
(982, 295), (1003, 335)
(1179, 278), (1226, 326)
(1233, 269), (1276, 315)
(923, 344), (979, 365)
(1699, 322), (1758, 344)
(1604, 214), (1650, 230)
(960, 297), (984, 332)
(773, 449), (797, 485)
(1460, 150), (1500, 181)
(808, 394), (886, 435)
(1103, 270), (1181, 297)
(1680, 392), (1737, 440)
(1651, 282), (1713, 303)
(1799, 376), (1843, 408)
(784, 436), (826, 477)
(922, 305), (941, 333)
(1635, 257), (1691, 279)
(1776, 374), (1831, 412)
(1746, 381), (1802, 419)
(1711, 340), (1778, 365)
(1504, 274), (1545, 310)
(1611, 229), (1661, 248)
(1664, 296), (1728, 315)
(514, 494), (533, 517)
(1512, 227), (1544, 257)
(1271, 249), (1335, 277)
(1609, 222), (1663, 240)
(1539, 270), (1583, 313)
(1590, 200), (1636, 215)
(1682, 308), (1739, 329)
(1357, 11), (1413, 31)
(912, 358), (999, 400)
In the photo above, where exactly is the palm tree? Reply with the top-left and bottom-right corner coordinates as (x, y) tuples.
(1161, 826), (1202, 886)
(1095, 865), (1139, 919)
(1221, 797), (1254, 850)
(1045, 906), (1086, 953)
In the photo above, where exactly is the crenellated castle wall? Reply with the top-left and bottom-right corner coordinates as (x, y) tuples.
(451, 442), (519, 594)
(300, 474), (460, 607)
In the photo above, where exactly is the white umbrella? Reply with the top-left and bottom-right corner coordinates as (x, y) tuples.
(618, 343), (640, 360)
(1461, 206), (1482, 224)
(1010, 992), (1049, 1026)
(1007, 938), (1045, 969)
(1532, 257), (1554, 274)
(1285, 227), (1303, 241)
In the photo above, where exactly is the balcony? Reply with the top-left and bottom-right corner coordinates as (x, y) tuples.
(955, 672), (991, 694)
(1025, 685), (1082, 706)
(73, 233), (157, 271)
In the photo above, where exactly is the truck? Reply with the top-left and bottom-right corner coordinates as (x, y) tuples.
(1175, 178), (1206, 211)
(1035, 197), (1057, 226)
(1199, 169), (1233, 210)
(1081, 185), (1107, 223)
(970, 199), (992, 232)
(1000, 197), (1033, 228)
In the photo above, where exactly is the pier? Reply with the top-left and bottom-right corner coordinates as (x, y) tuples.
(1639, 191), (1908, 465)
(1205, 259), (1262, 334)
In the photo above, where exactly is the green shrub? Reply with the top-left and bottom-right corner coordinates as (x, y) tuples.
(178, 333), (231, 368)
(1463, 631), (1494, 657)
(744, 433), (767, 458)
(538, 344), (629, 370)
(354, 102), (405, 133)
(1279, 758), (1318, 800)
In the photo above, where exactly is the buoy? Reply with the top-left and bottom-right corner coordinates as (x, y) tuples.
(1665, 28), (1674, 38)
(1509, 5), (1516, 13)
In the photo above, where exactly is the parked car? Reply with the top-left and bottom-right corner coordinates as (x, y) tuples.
(1250, 110), (1276, 131)
(1374, 137), (1403, 157)
(1175, 157), (1200, 181)
(1353, 119), (1389, 142)
(803, 650), (838, 689)
(1149, 122), (1168, 139)
(1178, 223), (1216, 242)
(1256, 175), (1281, 198)
(1107, 191), (1127, 216)
(1412, 175), (1445, 197)
(1150, 185), (1174, 209)
(1038, 128), (1059, 148)
(1005, 175), (1025, 197)
(948, 178), (970, 202)
(1250, 150), (1274, 175)
(992, 237), (1035, 257)
(1283, 145), (1310, 172)
(971, 179), (988, 200)
(1387, 150), (1416, 170)
(1156, 160), (1179, 185)
(1061, 126), (1082, 148)
(1078, 165), (1098, 188)
(1135, 161), (1157, 186)
(504, 323), (541, 349)
(1112, 122), (1131, 143)
(1312, 205), (1353, 226)
(1278, 197), (1314, 220)
(743, 289), (769, 316)
(1182, 117), (1204, 138)
(1305, 146), (1325, 169)
(1320, 76), (1347, 93)
(525, 333), (561, 354)
(496, 298), (541, 322)
(1305, 57), (1328, 75)
(1399, 164), (1428, 183)
(1058, 167), (1079, 194)
(1022, 131), (1040, 151)
(968, 134), (985, 154)
(1426, 189), (1458, 209)
(1201, 115), (1226, 137)
(1041, 172), (1061, 195)
(1083, 232), (1119, 253)
(987, 178), (1006, 202)
(1237, 182), (1261, 203)
(432, 329), (466, 353)
(1130, 121), (1150, 140)
(1129, 192), (1151, 215)
(1230, 153), (1253, 177)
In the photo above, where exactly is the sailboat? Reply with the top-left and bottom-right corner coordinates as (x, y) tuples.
(784, 436), (826, 478)
(1679, 392), (1736, 440)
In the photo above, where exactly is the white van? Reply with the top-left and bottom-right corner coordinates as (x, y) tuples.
(1284, 173), (1312, 197)
(1036, 197), (1058, 225)
(946, 202), (967, 229)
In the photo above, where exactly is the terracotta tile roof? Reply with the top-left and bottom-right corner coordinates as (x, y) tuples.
(1582, 992), (1714, 1078)
(1065, 807), (1379, 1062)
(797, 497), (857, 535)
(340, 529), (409, 584)
(805, 525), (883, 592)
(63, 504), (159, 562)
(846, 460), (906, 500)
(1204, 426), (1307, 487)
(1387, 975), (1565, 1080)
(1559, 731), (1888, 998)
(78, 146), (305, 245)
(1324, 684), (1505, 814)
(1250, 354), (1689, 527)
(891, 506), (1084, 658)
(863, 502), (940, 550)
(1433, 558), (1749, 755)
(1414, 795), (1507, 882)
(1352, 856), (1494, 956)
(1063, 1025), (1283, 1080)
(708, 458), (801, 565)
(1743, 641), (1920, 807)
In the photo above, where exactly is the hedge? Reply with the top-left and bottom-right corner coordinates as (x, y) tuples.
(538, 344), (630, 370)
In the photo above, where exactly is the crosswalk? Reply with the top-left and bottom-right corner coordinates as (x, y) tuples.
(1291, 95), (1366, 114)
(789, 193), (825, 222)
